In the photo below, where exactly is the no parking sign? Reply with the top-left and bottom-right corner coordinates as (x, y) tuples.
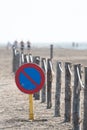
(15, 63), (45, 120)
(15, 63), (45, 94)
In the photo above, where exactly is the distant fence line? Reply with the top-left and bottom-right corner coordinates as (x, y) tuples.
(12, 45), (87, 130)
(11, 40), (31, 50)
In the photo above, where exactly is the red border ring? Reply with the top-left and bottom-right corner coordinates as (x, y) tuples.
(15, 63), (45, 94)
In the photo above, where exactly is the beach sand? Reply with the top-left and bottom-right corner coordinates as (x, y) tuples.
(0, 47), (87, 130)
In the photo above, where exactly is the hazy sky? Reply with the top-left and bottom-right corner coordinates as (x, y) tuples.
(0, 0), (87, 44)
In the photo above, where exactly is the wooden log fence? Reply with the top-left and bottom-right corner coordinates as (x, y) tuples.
(12, 48), (87, 129)
(29, 54), (33, 63)
(20, 52), (24, 65)
(12, 46), (16, 73)
(20, 41), (24, 53)
(47, 59), (53, 109)
(12, 47), (20, 73)
(73, 64), (82, 130)
(64, 62), (72, 122)
(24, 54), (28, 63)
(50, 44), (53, 60)
(55, 62), (62, 116)
(27, 41), (31, 52)
(33, 56), (40, 100)
(41, 58), (47, 103)
(83, 67), (87, 130)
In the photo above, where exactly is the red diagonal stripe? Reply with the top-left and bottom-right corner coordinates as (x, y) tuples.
(21, 69), (39, 88)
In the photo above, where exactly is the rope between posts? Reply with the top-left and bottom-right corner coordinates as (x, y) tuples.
(43, 60), (47, 73)
(30, 55), (33, 63)
(77, 67), (84, 89)
(26, 55), (29, 63)
(59, 63), (63, 72)
(14, 49), (17, 55)
(49, 61), (54, 75)
(68, 64), (72, 75)
(22, 53), (24, 63)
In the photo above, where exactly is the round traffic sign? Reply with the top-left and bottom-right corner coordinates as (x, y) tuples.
(15, 63), (45, 94)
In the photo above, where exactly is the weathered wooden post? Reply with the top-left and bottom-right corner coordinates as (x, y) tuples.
(12, 46), (16, 73)
(15, 50), (20, 72)
(73, 64), (82, 130)
(24, 54), (28, 63)
(29, 54), (33, 63)
(64, 62), (72, 122)
(47, 59), (53, 109)
(41, 58), (47, 103)
(26, 54), (29, 63)
(20, 41), (24, 53)
(13, 40), (18, 49)
(50, 44), (53, 60)
(32, 56), (35, 63)
(83, 67), (87, 130)
(12, 46), (20, 73)
(54, 62), (62, 116)
(20, 52), (24, 65)
(34, 56), (40, 100)
(27, 41), (31, 52)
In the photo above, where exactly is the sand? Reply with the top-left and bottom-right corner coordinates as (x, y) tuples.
(0, 47), (87, 130)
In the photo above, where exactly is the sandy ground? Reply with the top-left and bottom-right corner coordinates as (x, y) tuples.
(0, 47), (87, 130)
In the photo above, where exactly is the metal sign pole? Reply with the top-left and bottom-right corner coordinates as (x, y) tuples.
(15, 63), (45, 121)
(29, 94), (34, 120)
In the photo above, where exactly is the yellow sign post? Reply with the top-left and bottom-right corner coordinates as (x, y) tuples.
(29, 94), (34, 120)
(15, 63), (45, 121)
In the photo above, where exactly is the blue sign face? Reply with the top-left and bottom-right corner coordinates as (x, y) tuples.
(19, 68), (41, 90)
(15, 63), (45, 94)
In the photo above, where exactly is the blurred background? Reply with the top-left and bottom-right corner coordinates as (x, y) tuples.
(0, 0), (87, 49)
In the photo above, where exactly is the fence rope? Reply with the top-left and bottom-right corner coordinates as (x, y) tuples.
(22, 53), (24, 63)
(68, 64), (72, 75)
(14, 49), (17, 55)
(49, 60), (54, 75)
(43, 59), (47, 73)
(59, 63), (63, 72)
(30, 55), (33, 63)
(26, 55), (29, 63)
(77, 66), (84, 89)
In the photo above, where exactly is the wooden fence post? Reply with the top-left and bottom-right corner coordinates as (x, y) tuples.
(20, 41), (24, 53)
(73, 64), (81, 130)
(47, 59), (53, 109)
(29, 54), (33, 63)
(24, 54), (27, 63)
(34, 56), (40, 100)
(15, 50), (20, 72)
(12, 47), (16, 73)
(54, 62), (62, 116)
(12, 48), (20, 73)
(41, 58), (47, 103)
(83, 67), (87, 130)
(33, 56), (35, 63)
(20, 52), (24, 65)
(50, 44), (53, 60)
(64, 62), (72, 122)
(27, 41), (31, 52)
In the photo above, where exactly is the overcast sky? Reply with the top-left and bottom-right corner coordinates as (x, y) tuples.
(0, 0), (87, 44)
